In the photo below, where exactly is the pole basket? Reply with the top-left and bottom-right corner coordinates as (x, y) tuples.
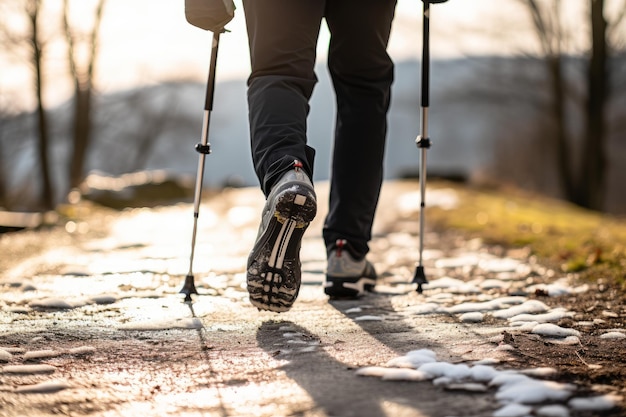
(412, 265), (428, 293)
(180, 274), (199, 302)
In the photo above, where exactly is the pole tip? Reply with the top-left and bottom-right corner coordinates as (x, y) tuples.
(180, 274), (199, 302)
(412, 265), (428, 293)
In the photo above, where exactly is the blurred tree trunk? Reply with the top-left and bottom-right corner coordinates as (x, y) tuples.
(28, 0), (54, 210)
(578, 0), (608, 210)
(546, 54), (575, 200)
(524, 0), (611, 211)
(63, 0), (106, 190)
(0, 107), (6, 207)
(0, 131), (5, 208)
(525, 0), (575, 200)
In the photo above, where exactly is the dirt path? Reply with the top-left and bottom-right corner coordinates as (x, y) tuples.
(1, 182), (624, 417)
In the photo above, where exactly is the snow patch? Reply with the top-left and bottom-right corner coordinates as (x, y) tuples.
(0, 350), (12, 362)
(469, 365), (499, 382)
(14, 380), (71, 394)
(386, 349), (438, 368)
(546, 336), (581, 345)
(492, 300), (550, 319)
(28, 297), (90, 309)
(459, 312), (484, 323)
(527, 280), (589, 297)
(519, 367), (558, 377)
(493, 403), (533, 417)
(446, 296), (526, 314)
(24, 350), (62, 360)
(600, 331), (626, 339)
(531, 323), (581, 338)
(380, 368), (433, 381)
(418, 362), (471, 381)
(568, 394), (622, 411)
(479, 279), (511, 290)
(435, 254), (481, 269)
(535, 404), (570, 417)
(68, 346), (97, 355)
(495, 379), (574, 404)
(2, 364), (57, 374)
(354, 315), (383, 322)
(509, 309), (574, 323)
(403, 303), (442, 315)
(422, 276), (482, 293)
(478, 258), (521, 273)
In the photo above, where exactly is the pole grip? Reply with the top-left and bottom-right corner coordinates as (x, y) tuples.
(421, 0), (430, 108)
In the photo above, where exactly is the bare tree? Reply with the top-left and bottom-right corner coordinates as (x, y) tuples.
(0, 113), (6, 208)
(26, 0), (56, 210)
(521, 0), (625, 210)
(0, 0), (64, 210)
(581, 0), (608, 209)
(28, 1), (53, 210)
(524, 1), (573, 198)
(63, 0), (106, 190)
(0, 0), (56, 210)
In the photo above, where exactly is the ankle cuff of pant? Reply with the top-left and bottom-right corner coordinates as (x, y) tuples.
(261, 153), (314, 196)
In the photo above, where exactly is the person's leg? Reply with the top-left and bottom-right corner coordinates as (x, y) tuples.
(323, 0), (396, 258)
(243, 0), (324, 311)
(243, 0), (324, 195)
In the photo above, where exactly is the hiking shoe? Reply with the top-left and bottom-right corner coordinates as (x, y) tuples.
(324, 239), (377, 298)
(247, 161), (317, 312)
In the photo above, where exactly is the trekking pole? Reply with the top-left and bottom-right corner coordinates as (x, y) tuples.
(180, 30), (221, 302)
(412, 0), (432, 294)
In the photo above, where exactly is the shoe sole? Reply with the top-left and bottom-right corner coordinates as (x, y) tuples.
(324, 276), (376, 299)
(247, 187), (316, 312)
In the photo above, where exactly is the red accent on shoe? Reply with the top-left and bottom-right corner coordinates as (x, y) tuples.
(336, 239), (347, 257)
(293, 160), (303, 170)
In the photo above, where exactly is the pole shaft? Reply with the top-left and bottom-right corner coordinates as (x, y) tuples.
(187, 30), (221, 281)
(187, 216), (199, 276)
(205, 31), (220, 112)
(419, 108), (429, 266)
(421, 0), (430, 108)
(418, 0), (430, 268)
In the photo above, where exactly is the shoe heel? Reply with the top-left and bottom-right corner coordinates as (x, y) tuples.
(276, 189), (317, 226)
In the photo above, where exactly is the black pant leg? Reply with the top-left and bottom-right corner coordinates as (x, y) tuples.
(322, 0), (397, 258)
(243, 0), (325, 196)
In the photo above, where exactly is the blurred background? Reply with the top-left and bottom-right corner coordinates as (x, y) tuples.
(0, 0), (625, 216)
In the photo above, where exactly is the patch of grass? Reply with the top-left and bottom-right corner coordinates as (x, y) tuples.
(426, 181), (626, 289)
